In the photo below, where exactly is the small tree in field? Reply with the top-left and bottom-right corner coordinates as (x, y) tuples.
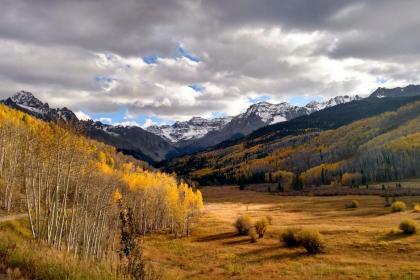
(281, 228), (301, 247)
(391, 201), (406, 212)
(235, 215), (253, 235)
(254, 217), (269, 238)
(399, 219), (418, 235)
(295, 229), (325, 254)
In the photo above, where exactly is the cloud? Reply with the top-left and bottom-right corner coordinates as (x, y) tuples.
(141, 118), (155, 128)
(74, 111), (91, 121)
(1, 0), (420, 122)
(115, 121), (141, 127)
(96, 117), (112, 124)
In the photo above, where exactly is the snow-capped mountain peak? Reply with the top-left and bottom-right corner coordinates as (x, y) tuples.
(242, 101), (300, 124)
(8, 91), (51, 115)
(304, 95), (362, 112)
(147, 94), (363, 143)
(4, 91), (78, 123)
(147, 116), (233, 142)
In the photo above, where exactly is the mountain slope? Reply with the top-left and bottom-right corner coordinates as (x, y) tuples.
(147, 116), (233, 142)
(164, 95), (362, 154)
(3, 91), (79, 123)
(369, 84), (420, 98)
(1, 91), (177, 163)
(164, 93), (420, 186)
(147, 95), (361, 145)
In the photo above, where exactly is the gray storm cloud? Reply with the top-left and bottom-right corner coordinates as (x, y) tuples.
(1, 0), (420, 123)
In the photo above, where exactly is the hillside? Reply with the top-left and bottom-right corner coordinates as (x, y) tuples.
(147, 95), (360, 147)
(0, 104), (203, 278)
(165, 98), (420, 187)
(1, 91), (178, 163)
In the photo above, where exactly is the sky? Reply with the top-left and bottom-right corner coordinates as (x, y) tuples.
(1, 0), (420, 127)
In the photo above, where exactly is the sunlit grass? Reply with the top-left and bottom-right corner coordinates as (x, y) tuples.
(143, 185), (420, 279)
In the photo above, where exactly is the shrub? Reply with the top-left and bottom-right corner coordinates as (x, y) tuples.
(295, 229), (325, 254)
(248, 228), (258, 243)
(234, 215), (253, 235)
(280, 228), (301, 247)
(413, 203), (420, 212)
(391, 201), (406, 212)
(399, 219), (418, 235)
(345, 200), (359, 209)
(254, 218), (269, 238)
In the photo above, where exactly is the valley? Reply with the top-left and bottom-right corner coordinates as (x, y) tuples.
(1, 85), (420, 280)
(2, 1), (420, 279)
(143, 185), (420, 279)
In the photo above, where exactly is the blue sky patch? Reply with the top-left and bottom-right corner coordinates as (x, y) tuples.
(289, 95), (322, 106)
(86, 107), (172, 127)
(95, 76), (113, 83)
(189, 84), (204, 92)
(211, 112), (228, 118)
(177, 44), (200, 62)
(248, 95), (271, 104)
(376, 77), (387, 84)
(143, 55), (159, 64)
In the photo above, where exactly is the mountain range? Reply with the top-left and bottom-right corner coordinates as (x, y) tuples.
(164, 87), (420, 186)
(146, 95), (362, 144)
(2, 85), (420, 164)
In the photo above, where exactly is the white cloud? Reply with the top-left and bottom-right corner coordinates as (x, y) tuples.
(74, 111), (91, 121)
(115, 121), (141, 127)
(141, 118), (155, 128)
(96, 117), (112, 124)
(1, 0), (420, 123)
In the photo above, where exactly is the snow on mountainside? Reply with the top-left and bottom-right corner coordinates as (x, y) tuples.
(147, 95), (362, 143)
(305, 95), (363, 112)
(147, 116), (233, 142)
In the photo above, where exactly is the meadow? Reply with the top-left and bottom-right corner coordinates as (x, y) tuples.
(144, 186), (420, 279)
(1, 185), (420, 279)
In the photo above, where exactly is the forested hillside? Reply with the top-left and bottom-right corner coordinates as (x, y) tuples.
(0, 104), (202, 276)
(166, 100), (420, 188)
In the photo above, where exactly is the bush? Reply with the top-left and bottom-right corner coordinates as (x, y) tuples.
(391, 201), (406, 212)
(248, 228), (258, 243)
(254, 218), (269, 238)
(280, 228), (301, 247)
(234, 215), (253, 235)
(295, 229), (325, 254)
(413, 203), (420, 212)
(345, 200), (359, 209)
(399, 219), (418, 235)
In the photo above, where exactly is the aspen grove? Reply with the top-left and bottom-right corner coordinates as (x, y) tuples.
(0, 104), (203, 258)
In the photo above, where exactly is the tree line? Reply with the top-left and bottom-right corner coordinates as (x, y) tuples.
(0, 105), (203, 261)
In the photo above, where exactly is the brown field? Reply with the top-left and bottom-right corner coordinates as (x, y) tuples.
(144, 186), (420, 280)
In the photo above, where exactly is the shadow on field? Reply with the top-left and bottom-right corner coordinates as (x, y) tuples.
(238, 244), (283, 257)
(223, 237), (252, 245)
(196, 231), (237, 242)
(378, 232), (411, 241)
(245, 250), (303, 264)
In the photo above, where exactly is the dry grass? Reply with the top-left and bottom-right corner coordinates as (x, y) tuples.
(0, 219), (123, 280)
(143, 185), (420, 279)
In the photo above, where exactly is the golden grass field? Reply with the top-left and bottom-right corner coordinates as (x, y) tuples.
(144, 186), (420, 280)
